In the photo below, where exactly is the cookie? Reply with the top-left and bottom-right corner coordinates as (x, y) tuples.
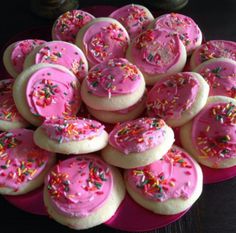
(124, 145), (203, 215)
(13, 63), (80, 126)
(126, 29), (187, 85)
(52, 10), (95, 43)
(0, 129), (55, 195)
(194, 58), (236, 98)
(76, 17), (130, 67)
(44, 155), (125, 229)
(109, 4), (154, 40)
(81, 58), (145, 111)
(180, 96), (236, 168)
(101, 118), (175, 168)
(190, 40), (236, 70)
(0, 79), (29, 131)
(151, 13), (202, 55)
(146, 72), (209, 127)
(34, 117), (108, 154)
(24, 41), (88, 81)
(3, 39), (45, 78)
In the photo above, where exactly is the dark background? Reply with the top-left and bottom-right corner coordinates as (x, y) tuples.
(0, 0), (236, 233)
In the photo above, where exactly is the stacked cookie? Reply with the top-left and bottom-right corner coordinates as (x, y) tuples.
(1, 3), (236, 231)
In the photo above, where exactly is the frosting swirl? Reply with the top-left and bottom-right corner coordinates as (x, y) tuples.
(147, 72), (199, 120)
(125, 146), (199, 201)
(0, 129), (53, 191)
(45, 155), (113, 217)
(42, 117), (105, 143)
(26, 67), (80, 119)
(109, 118), (167, 154)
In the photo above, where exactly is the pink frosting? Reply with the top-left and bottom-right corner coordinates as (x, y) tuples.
(26, 67), (80, 120)
(109, 4), (153, 39)
(0, 79), (26, 122)
(34, 41), (87, 81)
(153, 13), (202, 54)
(45, 155), (113, 217)
(42, 117), (105, 143)
(130, 29), (183, 75)
(197, 60), (236, 98)
(0, 129), (53, 192)
(82, 20), (129, 66)
(52, 10), (95, 43)
(86, 58), (143, 97)
(10, 39), (45, 74)
(192, 102), (236, 166)
(147, 72), (199, 120)
(109, 118), (167, 154)
(193, 40), (236, 68)
(125, 146), (198, 201)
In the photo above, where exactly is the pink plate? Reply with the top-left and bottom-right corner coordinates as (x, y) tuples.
(1, 4), (235, 232)
(4, 185), (188, 232)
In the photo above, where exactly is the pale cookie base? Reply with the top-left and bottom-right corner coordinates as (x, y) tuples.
(87, 96), (146, 123)
(44, 165), (126, 230)
(126, 40), (187, 86)
(180, 96), (236, 168)
(34, 127), (108, 154)
(0, 119), (30, 131)
(13, 63), (80, 126)
(81, 74), (145, 111)
(101, 125), (175, 169)
(0, 155), (56, 195)
(3, 42), (18, 78)
(164, 72), (209, 127)
(125, 152), (203, 215)
(75, 17), (130, 68)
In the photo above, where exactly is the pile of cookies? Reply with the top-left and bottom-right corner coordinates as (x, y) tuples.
(0, 3), (236, 230)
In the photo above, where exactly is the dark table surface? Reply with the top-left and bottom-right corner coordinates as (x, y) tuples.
(0, 0), (236, 233)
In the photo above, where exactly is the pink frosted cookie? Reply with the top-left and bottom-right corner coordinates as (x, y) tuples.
(124, 145), (203, 215)
(44, 155), (125, 230)
(52, 10), (95, 43)
(0, 79), (29, 131)
(13, 63), (80, 126)
(194, 58), (236, 98)
(76, 17), (130, 67)
(81, 58), (145, 111)
(87, 91), (146, 123)
(126, 29), (187, 85)
(151, 13), (202, 55)
(190, 40), (236, 69)
(24, 41), (88, 81)
(34, 117), (108, 154)
(101, 118), (174, 168)
(109, 4), (154, 40)
(3, 39), (46, 78)
(0, 129), (55, 195)
(180, 96), (236, 168)
(146, 72), (209, 127)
